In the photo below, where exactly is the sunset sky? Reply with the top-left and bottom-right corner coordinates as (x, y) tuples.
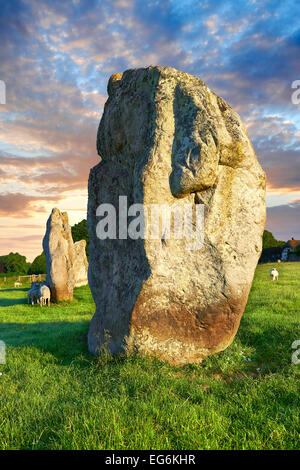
(0, 0), (300, 261)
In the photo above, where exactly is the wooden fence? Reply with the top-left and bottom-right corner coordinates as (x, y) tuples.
(0, 274), (46, 283)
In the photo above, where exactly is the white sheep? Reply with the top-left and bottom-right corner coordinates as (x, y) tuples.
(270, 268), (279, 281)
(14, 281), (22, 288)
(38, 284), (51, 307)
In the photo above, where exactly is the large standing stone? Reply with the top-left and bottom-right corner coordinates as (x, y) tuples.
(43, 208), (88, 301)
(87, 66), (266, 364)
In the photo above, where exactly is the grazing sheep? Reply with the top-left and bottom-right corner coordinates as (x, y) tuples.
(270, 268), (279, 281)
(38, 284), (51, 307)
(27, 289), (40, 305)
(27, 282), (40, 305)
(14, 281), (22, 287)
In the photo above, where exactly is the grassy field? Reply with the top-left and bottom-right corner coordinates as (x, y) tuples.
(0, 263), (299, 450)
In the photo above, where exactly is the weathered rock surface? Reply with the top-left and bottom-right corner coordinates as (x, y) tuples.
(73, 240), (89, 287)
(87, 65), (266, 364)
(43, 208), (88, 301)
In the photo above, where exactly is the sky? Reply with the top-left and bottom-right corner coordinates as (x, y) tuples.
(0, 0), (300, 261)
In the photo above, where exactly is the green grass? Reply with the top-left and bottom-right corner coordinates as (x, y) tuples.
(0, 263), (299, 450)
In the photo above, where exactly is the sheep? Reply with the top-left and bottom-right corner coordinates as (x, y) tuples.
(38, 284), (51, 307)
(14, 281), (22, 288)
(27, 288), (34, 304)
(27, 289), (40, 305)
(270, 268), (279, 281)
(27, 282), (40, 305)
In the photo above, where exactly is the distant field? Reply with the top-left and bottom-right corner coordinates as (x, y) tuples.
(0, 263), (299, 450)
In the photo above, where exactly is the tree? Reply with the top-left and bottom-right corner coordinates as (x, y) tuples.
(71, 219), (89, 258)
(262, 230), (285, 250)
(295, 245), (300, 257)
(0, 252), (28, 273)
(28, 252), (46, 275)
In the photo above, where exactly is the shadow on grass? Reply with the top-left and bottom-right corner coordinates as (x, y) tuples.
(0, 297), (27, 307)
(237, 315), (300, 369)
(0, 288), (28, 293)
(0, 288), (28, 306)
(0, 320), (91, 365)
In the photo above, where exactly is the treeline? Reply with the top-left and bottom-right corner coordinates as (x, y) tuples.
(1, 226), (285, 273)
(262, 230), (285, 250)
(0, 219), (89, 275)
(259, 230), (286, 263)
(0, 252), (46, 275)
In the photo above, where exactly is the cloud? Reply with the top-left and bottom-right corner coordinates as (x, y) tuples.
(0, 150), (98, 198)
(0, 224), (44, 229)
(0, 192), (61, 217)
(0, 0), (300, 256)
(0, 234), (43, 242)
(266, 202), (300, 241)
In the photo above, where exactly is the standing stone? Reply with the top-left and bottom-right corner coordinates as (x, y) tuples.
(87, 66), (266, 364)
(73, 240), (89, 287)
(43, 208), (88, 301)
